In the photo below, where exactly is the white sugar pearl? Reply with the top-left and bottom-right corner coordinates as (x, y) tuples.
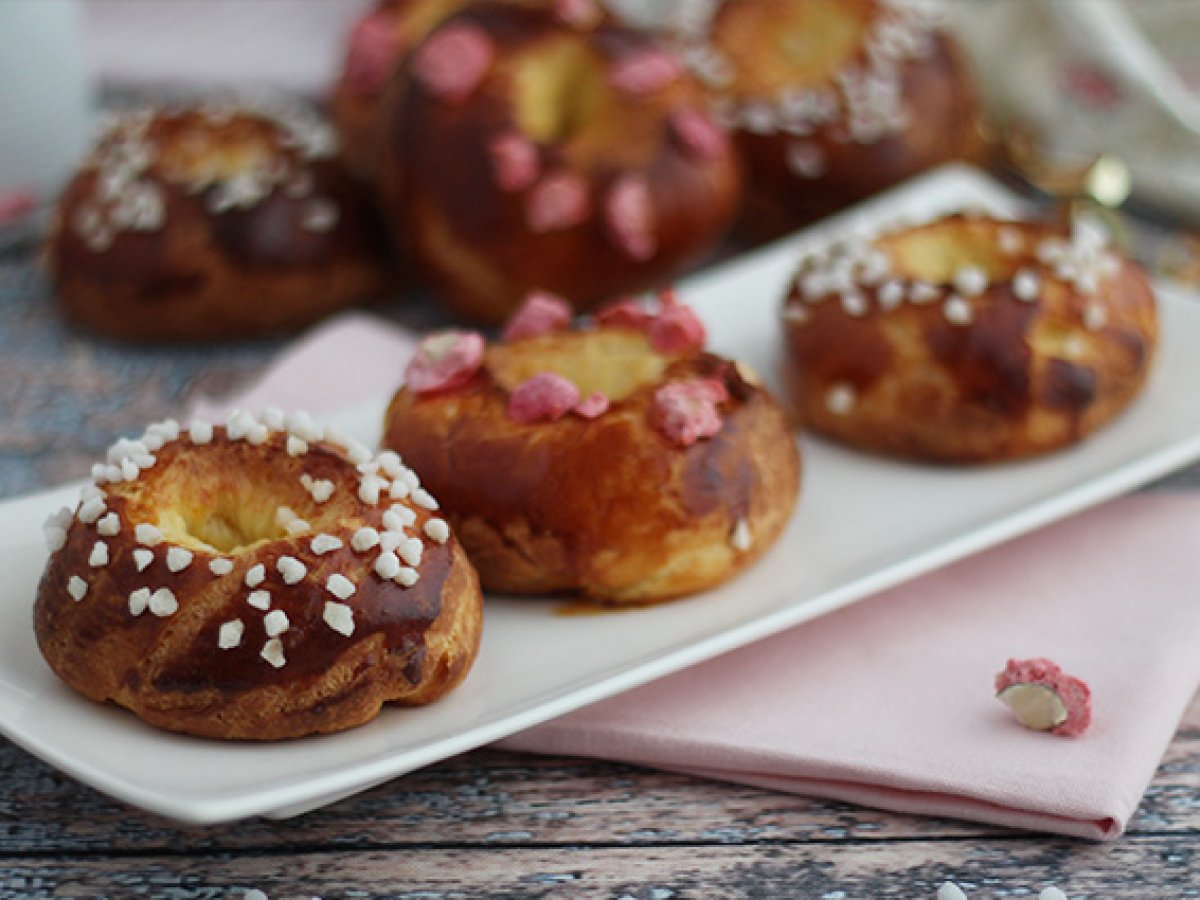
(377, 451), (404, 478)
(346, 442), (373, 465)
(351, 527), (380, 552)
(1084, 301), (1108, 331)
(285, 519), (310, 536)
(730, 519), (752, 552)
(424, 519), (450, 544)
(275, 506), (298, 527)
(166, 547), (194, 572)
(374, 551), (402, 579)
(136, 523), (164, 546)
(877, 280), (904, 310)
(953, 266), (988, 297)
(388, 478), (411, 500)
(943, 296), (972, 326)
(189, 421), (213, 445)
(323, 601), (355, 636)
(287, 435), (308, 457)
(998, 226), (1023, 255)
(68, 576), (88, 602)
(247, 423), (269, 445)
(89, 541), (109, 568)
(121, 458), (140, 481)
(826, 383), (856, 416)
(311, 534), (343, 555)
(263, 609), (290, 637)
(218, 619), (244, 649)
(128, 587), (150, 616)
(326, 573), (356, 600)
(358, 475), (387, 505)
(937, 883), (968, 900)
(412, 488), (438, 511)
(247, 589), (271, 610)
(44, 524), (67, 552)
(261, 638), (286, 668)
(382, 509), (409, 532)
(1013, 269), (1040, 302)
(97, 512), (120, 537)
(398, 537), (423, 568)
(389, 504), (417, 528)
(262, 407), (285, 430)
(209, 557), (233, 576)
(149, 587), (178, 617)
(306, 478), (334, 503)
(908, 281), (939, 304)
(133, 548), (154, 571)
(276, 555), (307, 585)
(245, 563), (266, 588)
(1039, 888), (1068, 900)
(78, 497), (106, 524)
(783, 304), (809, 325)
(394, 566), (419, 588)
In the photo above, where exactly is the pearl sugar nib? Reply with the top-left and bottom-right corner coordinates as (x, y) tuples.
(995, 657), (1092, 737)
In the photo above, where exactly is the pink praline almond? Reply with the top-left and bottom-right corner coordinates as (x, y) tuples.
(405, 330), (485, 395)
(995, 657), (1093, 737)
(508, 372), (582, 423)
(670, 108), (729, 161)
(652, 378), (728, 447)
(526, 172), (591, 233)
(573, 392), (610, 419)
(605, 175), (656, 261)
(489, 132), (540, 193)
(648, 291), (706, 353)
(412, 23), (494, 104)
(502, 291), (573, 341)
(343, 11), (403, 96)
(608, 49), (682, 97)
(594, 297), (654, 330)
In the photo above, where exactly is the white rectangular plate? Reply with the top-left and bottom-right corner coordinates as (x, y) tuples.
(4, 166), (1200, 823)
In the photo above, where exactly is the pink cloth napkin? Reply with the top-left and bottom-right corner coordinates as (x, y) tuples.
(203, 312), (1200, 840)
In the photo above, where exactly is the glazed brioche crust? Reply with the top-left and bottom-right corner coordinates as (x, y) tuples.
(34, 432), (483, 740)
(378, 2), (743, 323)
(383, 350), (800, 603)
(782, 217), (1159, 462)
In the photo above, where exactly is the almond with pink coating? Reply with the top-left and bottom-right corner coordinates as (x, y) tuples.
(508, 372), (581, 423)
(573, 392), (610, 419)
(594, 297), (653, 330)
(604, 175), (657, 262)
(413, 24), (494, 104)
(405, 330), (485, 395)
(343, 11), (403, 96)
(502, 292), (572, 341)
(652, 378), (728, 447)
(489, 132), (540, 193)
(670, 108), (729, 161)
(995, 657), (1092, 737)
(608, 49), (682, 97)
(648, 291), (706, 353)
(526, 172), (591, 233)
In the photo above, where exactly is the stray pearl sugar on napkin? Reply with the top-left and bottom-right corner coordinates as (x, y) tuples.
(198, 311), (1200, 840)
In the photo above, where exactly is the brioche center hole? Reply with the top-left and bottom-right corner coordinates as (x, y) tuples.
(157, 493), (289, 555)
(487, 330), (670, 402)
(881, 221), (1012, 285)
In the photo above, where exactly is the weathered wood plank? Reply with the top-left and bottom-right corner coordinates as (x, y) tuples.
(2, 838), (1198, 899)
(2, 686), (1200, 853)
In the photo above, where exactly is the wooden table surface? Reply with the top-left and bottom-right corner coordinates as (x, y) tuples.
(3, 246), (1200, 899)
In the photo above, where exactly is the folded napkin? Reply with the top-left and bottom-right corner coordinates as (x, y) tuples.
(199, 311), (1200, 840)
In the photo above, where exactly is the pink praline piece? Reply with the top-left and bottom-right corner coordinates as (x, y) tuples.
(508, 372), (582, 423)
(526, 172), (591, 233)
(412, 23), (494, 104)
(608, 49), (682, 97)
(594, 297), (654, 330)
(651, 378), (728, 447)
(489, 132), (540, 193)
(343, 10), (402, 95)
(405, 330), (485, 395)
(604, 175), (656, 261)
(573, 392), (610, 419)
(995, 657), (1093, 737)
(648, 291), (706, 353)
(502, 291), (573, 341)
(669, 108), (729, 161)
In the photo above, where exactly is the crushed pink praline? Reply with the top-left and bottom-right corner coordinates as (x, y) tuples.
(343, 10), (402, 95)
(995, 657), (1093, 737)
(648, 291), (706, 353)
(594, 297), (654, 330)
(553, 0), (600, 28)
(502, 291), (573, 341)
(604, 175), (656, 261)
(526, 172), (591, 233)
(573, 391), (610, 419)
(489, 131), (540, 193)
(508, 372), (582, 423)
(412, 23), (494, 104)
(651, 378), (728, 447)
(608, 48), (682, 97)
(670, 108), (729, 161)
(405, 330), (485, 395)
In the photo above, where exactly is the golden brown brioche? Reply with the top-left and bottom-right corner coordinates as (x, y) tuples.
(664, 0), (983, 236)
(46, 103), (390, 342)
(382, 292), (800, 603)
(781, 212), (1158, 462)
(377, 1), (743, 324)
(331, 0), (471, 181)
(35, 412), (482, 740)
